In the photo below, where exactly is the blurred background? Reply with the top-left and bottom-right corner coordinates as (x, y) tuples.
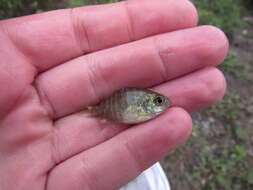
(0, 0), (252, 189)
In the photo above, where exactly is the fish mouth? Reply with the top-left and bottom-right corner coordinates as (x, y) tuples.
(163, 97), (171, 106)
(151, 109), (165, 116)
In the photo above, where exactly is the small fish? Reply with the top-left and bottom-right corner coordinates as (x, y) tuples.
(88, 87), (171, 124)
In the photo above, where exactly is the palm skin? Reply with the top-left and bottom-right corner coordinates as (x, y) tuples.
(0, 0), (228, 190)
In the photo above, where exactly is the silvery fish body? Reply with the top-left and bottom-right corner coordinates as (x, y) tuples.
(89, 87), (171, 124)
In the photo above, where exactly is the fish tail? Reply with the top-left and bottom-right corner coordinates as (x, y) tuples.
(79, 106), (95, 116)
(82, 106), (102, 117)
(87, 106), (93, 111)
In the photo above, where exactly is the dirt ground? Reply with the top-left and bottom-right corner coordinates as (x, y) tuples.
(161, 16), (253, 190)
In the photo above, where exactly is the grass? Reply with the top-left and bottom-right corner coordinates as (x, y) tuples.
(163, 88), (253, 189)
(208, 93), (241, 121)
(164, 112), (253, 189)
(0, 0), (119, 19)
(68, 0), (117, 7)
(192, 0), (244, 40)
(220, 51), (244, 78)
(204, 92), (252, 188)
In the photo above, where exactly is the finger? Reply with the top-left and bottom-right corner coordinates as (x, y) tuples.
(1, 0), (197, 72)
(36, 26), (228, 118)
(155, 67), (227, 112)
(47, 107), (192, 190)
(51, 67), (225, 164)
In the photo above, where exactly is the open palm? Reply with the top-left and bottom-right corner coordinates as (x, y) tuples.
(0, 0), (228, 189)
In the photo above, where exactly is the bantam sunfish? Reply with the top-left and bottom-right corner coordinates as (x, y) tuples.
(88, 87), (171, 124)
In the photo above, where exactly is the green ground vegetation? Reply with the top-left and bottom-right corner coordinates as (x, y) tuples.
(166, 1), (253, 189)
(68, 0), (117, 7)
(192, 0), (243, 39)
(220, 51), (246, 78)
(0, 0), (118, 19)
(164, 122), (253, 190)
(0, 0), (60, 18)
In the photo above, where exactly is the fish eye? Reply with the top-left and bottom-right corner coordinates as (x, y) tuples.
(154, 96), (164, 106)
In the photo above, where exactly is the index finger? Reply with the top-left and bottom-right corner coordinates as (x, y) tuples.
(1, 0), (197, 72)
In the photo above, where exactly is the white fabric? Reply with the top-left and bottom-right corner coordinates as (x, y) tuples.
(119, 163), (171, 190)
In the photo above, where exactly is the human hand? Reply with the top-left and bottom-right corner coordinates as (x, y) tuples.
(0, 0), (228, 189)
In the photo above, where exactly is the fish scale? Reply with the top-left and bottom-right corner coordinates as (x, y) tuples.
(88, 87), (171, 124)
